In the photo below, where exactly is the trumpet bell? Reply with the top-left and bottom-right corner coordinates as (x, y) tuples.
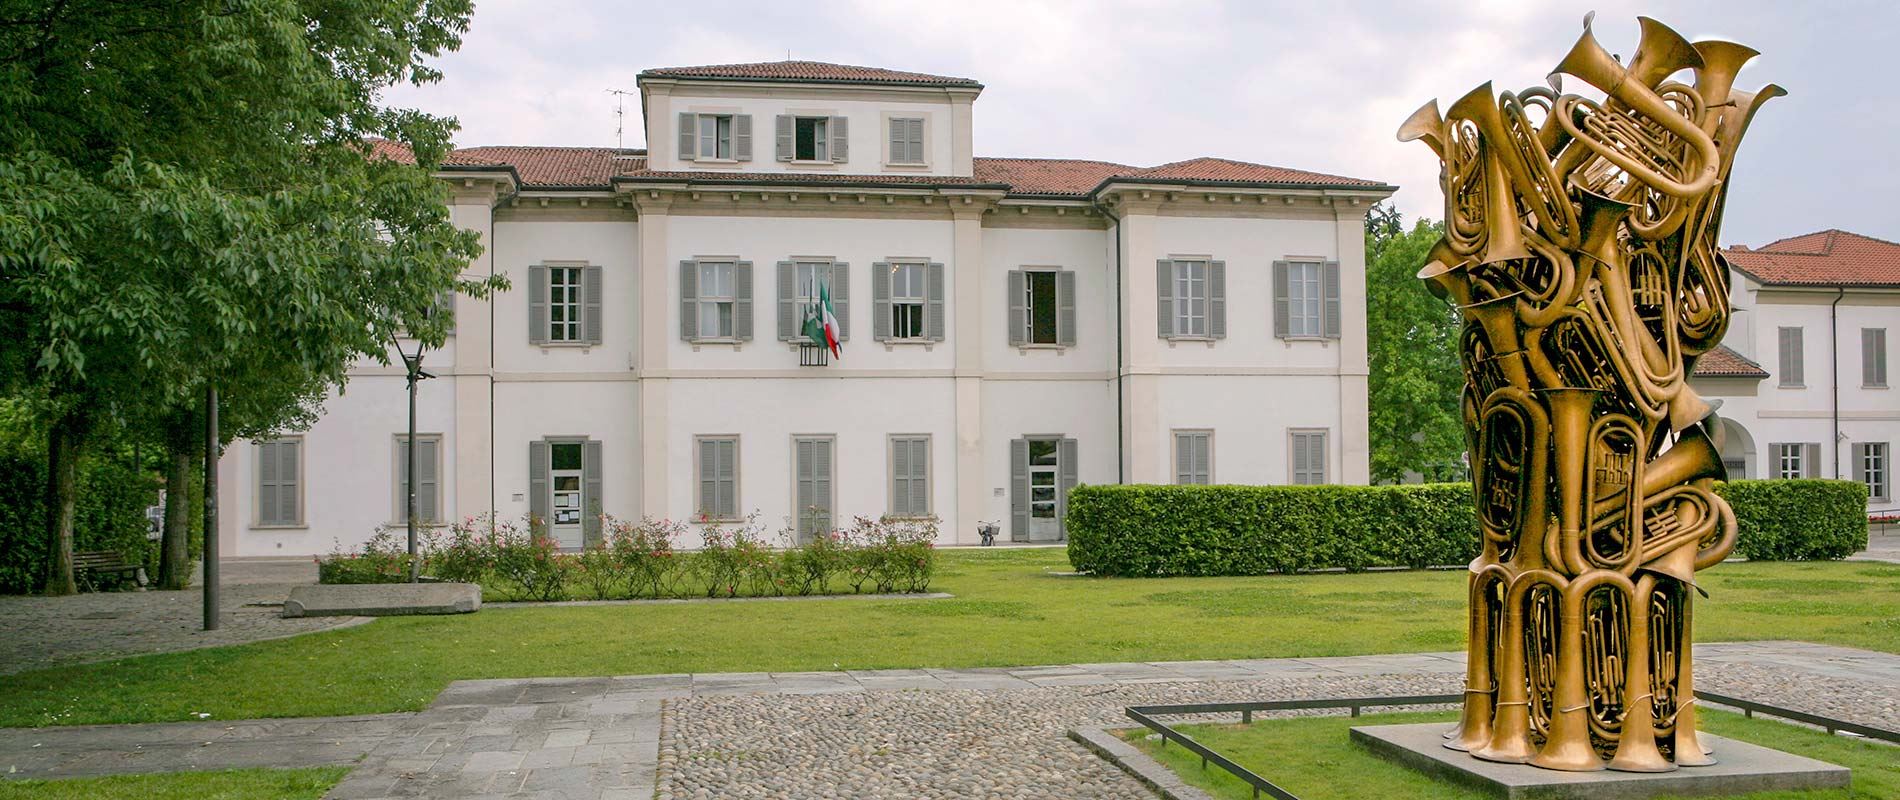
(1398, 98), (1449, 157)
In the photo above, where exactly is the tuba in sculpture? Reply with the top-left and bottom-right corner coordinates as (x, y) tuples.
(1402, 13), (1779, 772)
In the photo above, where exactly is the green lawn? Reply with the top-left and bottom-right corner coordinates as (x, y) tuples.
(1128, 709), (1897, 800)
(0, 767), (347, 800)
(0, 550), (1894, 728)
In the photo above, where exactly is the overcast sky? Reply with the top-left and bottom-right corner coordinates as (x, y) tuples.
(384, 0), (1898, 247)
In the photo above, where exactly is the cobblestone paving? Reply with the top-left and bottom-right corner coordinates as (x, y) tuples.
(0, 558), (363, 675)
(2, 642), (1896, 799)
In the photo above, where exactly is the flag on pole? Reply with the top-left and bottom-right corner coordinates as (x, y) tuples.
(801, 272), (841, 358)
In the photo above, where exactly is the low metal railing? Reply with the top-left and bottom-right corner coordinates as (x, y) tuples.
(1121, 692), (1898, 800)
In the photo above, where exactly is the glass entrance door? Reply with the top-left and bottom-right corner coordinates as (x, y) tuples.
(1028, 439), (1061, 542)
(549, 442), (584, 550)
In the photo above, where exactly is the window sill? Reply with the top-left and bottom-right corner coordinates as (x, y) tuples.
(1165, 337), (1218, 348)
(693, 516), (744, 524)
(883, 161), (930, 170)
(538, 342), (595, 352)
(1016, 344), (1069, 355)
(386, 521), (450, 529)
(880, 339), (938, 352)
(1278, 335), (1333, 347)
(690, 339), (744, 351)
(252, 524), (308, 531)
(691, 158), (740, 166)
(784, 339), (849, 349)
(884, 514), (934, 522)
(785, 160), (837, 169)
(1864, 384), (1889, 390)
(1779, 384), (1806, 389)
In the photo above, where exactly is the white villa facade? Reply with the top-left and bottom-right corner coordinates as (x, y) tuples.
(215, 60), (1395, 556)
(1690, 229), (1897, 514)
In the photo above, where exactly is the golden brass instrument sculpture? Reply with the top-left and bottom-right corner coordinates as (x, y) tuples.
(1399, 13), (1780, 772)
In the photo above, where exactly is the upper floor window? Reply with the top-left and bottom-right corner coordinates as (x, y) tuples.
(1156, 258), (1226, 340)
(777, 260), (850, 343)
(1274, 259), (1341, 340)
(677, 113), (752, 162)
(1778, 327), (1804, 387)
(529, 262), (601, 346)
(1009, 269), (1076, 347)
(776, 115), (848, 163)
(679, 259), (755, 343)
(873, 260), (943, 342)
(888, 117), (925, 164)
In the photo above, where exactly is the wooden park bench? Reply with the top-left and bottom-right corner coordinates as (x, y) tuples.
(74, 550), (148, 591)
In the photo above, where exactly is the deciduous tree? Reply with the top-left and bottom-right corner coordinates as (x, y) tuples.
(1365, 205), (1466, 484)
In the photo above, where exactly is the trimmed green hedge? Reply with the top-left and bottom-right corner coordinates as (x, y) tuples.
(1066, 483), (1478, 577)
(0, 453), (159, 593)
(1719, 479), (1868, 561)
(1066, 479), (1868, 577)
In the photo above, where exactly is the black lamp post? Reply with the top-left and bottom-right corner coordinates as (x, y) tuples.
(396, 340), (434, 583)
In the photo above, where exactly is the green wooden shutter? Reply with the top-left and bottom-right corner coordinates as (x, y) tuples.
(872, 261), (891, 341)
(829, 116), (848, 162)
(926, 262), (946, 341)
(775, 115), (793, 162)
(582, 265), (603, 345)
(1006, 270), (1027, 346)
(734, 114), (753, 161)
(890, 437), (910, 517)
(582, 439), (603, 548)
(1057, 270), (1077, 347)
(796, 438), (815, 537)
(718, 439), (737, 516)
(1866, 328), (1887, 387)
(1058, 438), (1078, 533)
(909, 438), (928, 516)
(257, 442), (279, 525)
(528, 264), (548, 345)
(907, 119), (924, 162)
(1209, 260), (1227, 339)
(528, 440), (549, 527)
(733, 261), (754, 341)
(1803, 443), (1821, 478)
(678, 113), (696, 161)
(1779, 327), (1803, 386)
(777, 261), (797, 341)
(1156, 259), (1174, 338)
(698, 439), (716, 516)
(1175, 433), (1192, 485)
(1323, 260), (1343, 338)
(1273, 261), (1290, 339)
(1009, 438), (1028, 542)
(831, 262), (850, 341)
(679, 260), (698, 340)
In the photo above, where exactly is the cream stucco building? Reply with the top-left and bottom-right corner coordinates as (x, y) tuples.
(1689, 229), (1897, 515)
(216, 60), (1396, 555)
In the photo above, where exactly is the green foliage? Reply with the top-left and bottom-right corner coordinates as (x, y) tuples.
(1067, 483), (1479, 577)
(0, 452), (158, 593)
(1365, 205), (1466, 484)
(0, 766), (349, 800)
(314, 528), (416, 585)
(1067, 480), (1869, 578)
(1717, 479), (1869, 561)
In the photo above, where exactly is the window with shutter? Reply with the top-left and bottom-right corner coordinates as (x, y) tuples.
(582, 265), (603, 345)
(1155, 259), (1174, 338)
(694, 114), (734, 159)
(890, 436), (931, 518)
(1866, 328), (1888, 388)
(1855, 442), (1889, 501)
(1167, 259), (1210, 337)
(1778, 327), (1804, 387)
(1017, 269), (1066, 346)
(1285, 261), (1323, 337)
(257, 438), (302, 526)
(547, 265), (582, 342)
(784, 260), (848, 342)
(1322, 260), (1342, 339)
(792, 116), (830, 161)
(697, 436), (740, 519)
(395, 434), (442, 524)
(889, 117), (925, 164)
(1174, 431), (1212, 485)
(1290, 430), (1327, 485)
(794, 436), (834, 538)
(690, 261), (737, 340)
(734, 114), (753, 161)
(583, 440), (604, 547)
(885, 262), (929, 340)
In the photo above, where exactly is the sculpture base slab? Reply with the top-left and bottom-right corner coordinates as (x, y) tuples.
(1350, 723), (1849, 800)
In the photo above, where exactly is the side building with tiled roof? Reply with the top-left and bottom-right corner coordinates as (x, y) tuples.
(218, 60), (1394, 555)
(1688, 229), (1897, 511)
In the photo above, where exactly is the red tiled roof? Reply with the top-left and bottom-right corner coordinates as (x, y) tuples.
(1725, 229), (1900, 287)
(368, 140), (1387, 195)
(1691, 344), (1768, 379)
(1119, 157), (1388, 188)
(973, 158), (1134, 197)
(641, 60), (979, 88)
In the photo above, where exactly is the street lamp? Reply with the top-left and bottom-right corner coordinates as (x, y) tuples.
(395, 338), (435, 583)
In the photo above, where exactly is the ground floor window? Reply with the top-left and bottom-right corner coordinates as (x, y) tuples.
(794, 436), (834, 539)
(889, 435), (930, 518)
(1290, 429), (1328, 485)
(256, 438), (302, 526)
(1856, 442), (1889, 502)
(697, 436), (740, 519)
(1772, 442), (1818, 479)
(529, 438), (601, 550)
(1174, 430), (1212, 485)
(393, 434), (441, 523)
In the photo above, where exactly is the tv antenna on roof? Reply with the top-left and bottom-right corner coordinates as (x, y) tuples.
(608, 89), (636, 150)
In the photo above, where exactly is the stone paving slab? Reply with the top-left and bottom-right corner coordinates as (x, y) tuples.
(2, 640), (1896, 798)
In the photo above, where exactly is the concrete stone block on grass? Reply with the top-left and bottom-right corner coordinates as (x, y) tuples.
(282, 582), (481, 618)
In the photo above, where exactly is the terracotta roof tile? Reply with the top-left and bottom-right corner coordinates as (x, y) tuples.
(1724, 229), (1900, 287)
(972, 157), (1133, 197)
(641, 60), (979, 87)
(1120, 157), (1388, 188)
(366, 140), (1389, 195)
(1691, 344), (1769, 378)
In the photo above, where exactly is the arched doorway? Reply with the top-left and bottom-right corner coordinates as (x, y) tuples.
(1715, 417), (1757, 480)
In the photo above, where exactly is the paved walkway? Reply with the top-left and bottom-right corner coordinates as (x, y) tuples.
(0, 641), (1895, 799)
(1855, 526), (1900, 563)
(0, 558), (362, 676)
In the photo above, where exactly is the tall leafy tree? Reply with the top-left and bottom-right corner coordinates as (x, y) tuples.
(0, 0), (497, 593)
(1365, 204), (1467, 484)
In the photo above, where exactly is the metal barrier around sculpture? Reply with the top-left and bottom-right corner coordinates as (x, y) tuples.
(1396, 13), (1782, 772)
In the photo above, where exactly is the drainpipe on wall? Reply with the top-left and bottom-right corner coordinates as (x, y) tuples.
(1093, 198), (1126, 484)
(1831, 286), (1845, 479)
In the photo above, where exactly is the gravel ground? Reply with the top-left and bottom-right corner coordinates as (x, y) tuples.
(658, 673), (1466, 800)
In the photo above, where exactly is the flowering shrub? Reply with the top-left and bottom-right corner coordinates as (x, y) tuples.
(427, 516), (497, 585)
(694, 513), (778, 598)
(609, 516), (686, 599)
(488, 517), (570, 601)
(838, 516), (939, 594)
(781, 528), (848, 596)
(316, 528), (416, 584)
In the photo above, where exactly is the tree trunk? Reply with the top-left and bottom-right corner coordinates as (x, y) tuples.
(43, 417), (80, 596)
(158, 445), (193, 590)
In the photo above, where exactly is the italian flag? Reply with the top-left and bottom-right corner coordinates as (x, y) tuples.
(802, 274), (841, 359)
